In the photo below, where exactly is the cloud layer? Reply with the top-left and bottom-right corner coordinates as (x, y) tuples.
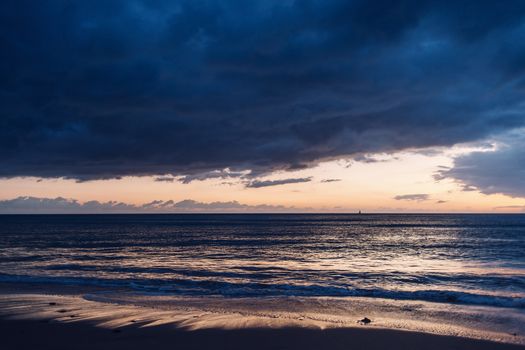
(246, 177), (312, 188)
(1, 1), (524, 180)
(394, 194), (430, 202)
(437, 131), (525, 198)
(0, 197), (297, 214)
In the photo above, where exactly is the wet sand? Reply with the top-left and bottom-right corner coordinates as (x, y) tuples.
(0, 285), (524, 350)
(2, 316), (524, 350)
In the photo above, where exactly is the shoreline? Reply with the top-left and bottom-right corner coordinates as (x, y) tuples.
(0, 283), (524, 349)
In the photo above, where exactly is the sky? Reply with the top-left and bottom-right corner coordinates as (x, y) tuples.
(1, 0), (525, 213)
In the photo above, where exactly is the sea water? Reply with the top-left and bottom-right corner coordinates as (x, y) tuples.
(0, 214), (523, 309)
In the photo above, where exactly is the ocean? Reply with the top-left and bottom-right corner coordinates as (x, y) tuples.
(1, 214), (524, 309)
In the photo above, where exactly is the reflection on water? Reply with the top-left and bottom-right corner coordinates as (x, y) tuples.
(0, 214), (524, 308)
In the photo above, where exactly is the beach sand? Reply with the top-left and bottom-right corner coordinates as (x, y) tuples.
(0, 285), (524, 350)
(2, 317), (525, 350)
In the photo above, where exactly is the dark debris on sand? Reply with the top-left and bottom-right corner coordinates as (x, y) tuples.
(358, 317), (372, 325)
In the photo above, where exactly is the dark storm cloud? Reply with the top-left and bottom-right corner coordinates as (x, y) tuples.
(353, 154), (393, 164)
(246, 177), (312, 188)
(437, 132), (525, 198)
(394, 194), (430, 201)
(0, 196), (295, 213)
(1, 1), (525, 180)
(177, 169), (246, 184)
(154, 176), (175, 182)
